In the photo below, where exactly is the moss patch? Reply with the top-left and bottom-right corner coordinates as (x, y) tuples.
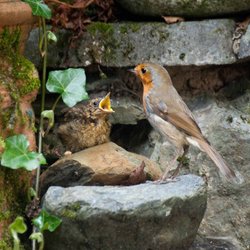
(0, 27), (20, 52)
(0, 168), (30, 249)
(120, 23), (141, 34)
(0, 28), (40, 132)
(86, 22), (142, 64)
(61, 202), (81, 219)
(0, 28), (40, 97)
(0, 240), (12, 250)
(86, 22), (118, 63)
(179, 53), (186, 60)
(86, 22), (114, 36)
(127, 23), (141, 33)
(13, 56), (40, 97)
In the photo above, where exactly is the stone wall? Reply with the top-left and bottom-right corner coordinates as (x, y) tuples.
(25, 2), (250, 249)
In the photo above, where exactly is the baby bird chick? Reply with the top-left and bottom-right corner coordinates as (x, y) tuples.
(58, 92), (114, 153)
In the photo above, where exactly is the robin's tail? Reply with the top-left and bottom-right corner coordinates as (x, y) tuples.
(195, 138), (242, 183)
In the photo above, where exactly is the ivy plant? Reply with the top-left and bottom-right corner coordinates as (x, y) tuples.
(9, 210), (62, 250)
(30, 209), (62, 250)
(1, 134), (46, 171)
(12, 2), (87, 250)
(46, 68), (88, 108)
(32, 209), (62, 233)
(23, 0), (51, 19)
(9, 216), (27, 250)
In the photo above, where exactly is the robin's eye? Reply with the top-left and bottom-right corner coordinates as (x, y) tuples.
(93, 101), (98, 107)
(141, 68), (147, 74)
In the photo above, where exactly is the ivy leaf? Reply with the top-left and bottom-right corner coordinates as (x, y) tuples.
(29, 232), (43, 242)
(28, 187), (38, 200)
(29, 232), (44, 250)
(33, 209), (62, 233)
(9, 216), (27, 250)
(47, 31), (57, 43)
(46, 68), (88, 107)
(1, 134), (46, 171)
(41, 110), (54, 128)
(23, 0), (52, 19)
(9, 216), (27, 234)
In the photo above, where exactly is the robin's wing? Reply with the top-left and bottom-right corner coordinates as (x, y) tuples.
(154, 100), (205, 141)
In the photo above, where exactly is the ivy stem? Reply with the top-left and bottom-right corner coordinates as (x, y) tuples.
(32, 16), (48, 250)
(38, 234), (44, 250)
(13, 231), (20, 250)
(36, 15), (47, 204)
(52, 94), (62, 112)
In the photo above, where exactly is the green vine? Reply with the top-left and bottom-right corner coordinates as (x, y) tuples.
(0, 0), (88, 249)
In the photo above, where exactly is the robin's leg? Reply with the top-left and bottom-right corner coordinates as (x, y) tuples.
(169, 144), (189, 179)
(160, 147), (184, 181)
(159, 144), (189, 182)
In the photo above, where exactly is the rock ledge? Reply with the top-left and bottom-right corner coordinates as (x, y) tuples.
(25, 20), (250, 68)
(43, 174), (207, 250)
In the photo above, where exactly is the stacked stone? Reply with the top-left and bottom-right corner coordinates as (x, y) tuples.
(25, 1), (250, 249)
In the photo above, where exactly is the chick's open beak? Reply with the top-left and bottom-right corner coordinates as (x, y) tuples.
(99, 92), (114, 113)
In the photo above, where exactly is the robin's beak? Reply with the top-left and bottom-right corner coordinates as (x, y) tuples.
(99, 92), (115, 113)
(128, 68), (136, 74)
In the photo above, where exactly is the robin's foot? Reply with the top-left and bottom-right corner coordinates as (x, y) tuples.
(150, 177), (180, 184)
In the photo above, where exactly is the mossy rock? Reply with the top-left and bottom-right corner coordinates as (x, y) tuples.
(0, 28), (37, 248)
(0, 28), (40, 150)
(0, 168), (31, 249)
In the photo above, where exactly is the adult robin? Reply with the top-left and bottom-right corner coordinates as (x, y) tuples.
(131, 62), (238, 183)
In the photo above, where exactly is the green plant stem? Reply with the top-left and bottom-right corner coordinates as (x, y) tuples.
(52, 94), (62, 112)
(36, 16), (47, 198)
(33, 16), (48, 250)
(13, 232), (20, 250)
(38, 234), (44, 250)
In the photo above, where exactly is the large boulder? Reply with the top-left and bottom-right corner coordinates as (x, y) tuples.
(238, 24), (250, 60)
(147, 91), (250, 249)
(116, 0), (250, 17)
(43, 174), (207, 250)
(40, 142), (162, 195)
(25, 20), (250, 68)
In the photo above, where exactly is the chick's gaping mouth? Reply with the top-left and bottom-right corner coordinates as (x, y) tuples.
(99, 92), (114, 113)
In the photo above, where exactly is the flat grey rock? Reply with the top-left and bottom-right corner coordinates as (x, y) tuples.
(117, 0), (250, 17)
(43, 174), (207, 250)
(110, 97), (144, 124)
(25, 19), (246, 68)
(238, 25), (250, 60)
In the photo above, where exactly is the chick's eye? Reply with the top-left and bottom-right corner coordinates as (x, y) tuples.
(93, 101), (98, 107)
(141, 68), (147, 74)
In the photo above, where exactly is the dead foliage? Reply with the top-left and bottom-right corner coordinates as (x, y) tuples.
(45, 0), (116, 34)
(121, 161), (147, 185)
(162, 16), (184, 24)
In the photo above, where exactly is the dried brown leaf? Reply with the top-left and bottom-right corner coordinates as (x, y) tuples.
(121, 161), (146, 186)
(236, 16), (250, 30)
(162, 16), (184, 24)
(25, 197), (41, 219)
